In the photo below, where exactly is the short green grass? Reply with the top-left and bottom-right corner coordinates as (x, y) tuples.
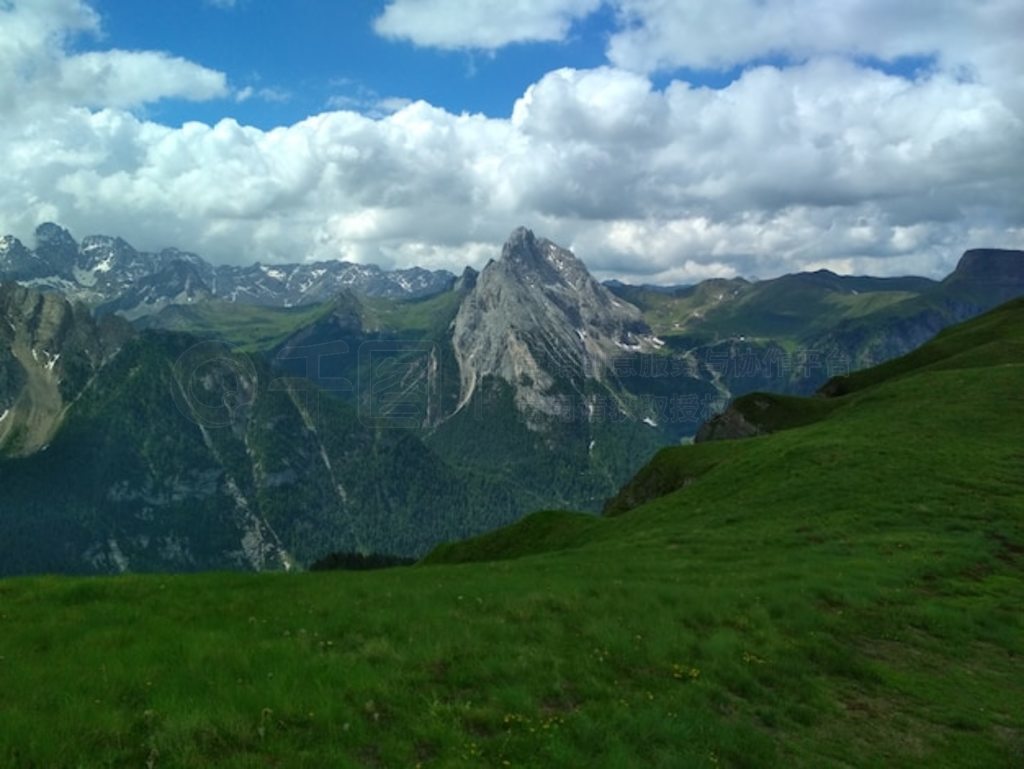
(145, 290), (464, 352)
(143, 300), (335, 351)
(1, 303), (1023, 767)
(359, 291), (463, 337)
(627, 275), (927, 343)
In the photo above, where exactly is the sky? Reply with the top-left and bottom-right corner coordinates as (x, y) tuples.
(1, 0), (1022, 283)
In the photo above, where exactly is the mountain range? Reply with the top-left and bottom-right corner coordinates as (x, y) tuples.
(0, 223), (456, 319)
(1, 223), (1023, 574)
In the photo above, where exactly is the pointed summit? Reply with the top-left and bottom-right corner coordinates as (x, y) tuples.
(452, 229), (654, 419)
(499, 227), (547, 273)
(454, 265), (479, 292)
(34, 222), (76, 248)
(496, 226), (593, 290)
(33, 222), (78, 278)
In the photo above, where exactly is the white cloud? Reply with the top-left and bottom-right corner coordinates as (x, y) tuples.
(373, 0), (1024, 117)
(605, 0), (1024, 119)
(0, 0), (228, 117)
(0, 0), (1022, 284)
(58, 51), (228, 109)
(606, 0), (1022, 72)
(236, 86), (290, 104)
(374, 0), (602, 50)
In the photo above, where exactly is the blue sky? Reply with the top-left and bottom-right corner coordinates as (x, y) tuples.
(84, 0), (616, 127)
(79, 1), (938, 129)
(1, 0), (1021, 281)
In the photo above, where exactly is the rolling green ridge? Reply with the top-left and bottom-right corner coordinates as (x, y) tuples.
(608, 271), (936, 343)
(142, 290), (465, 352)
(0, 299), (1021, 766)
(610, 251), (1024, 401)
(137, 300), (336, 351)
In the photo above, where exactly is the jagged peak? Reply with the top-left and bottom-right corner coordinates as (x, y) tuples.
(493, 227), (594, 291)
(34, 222), (76, 248)
(454, 265), (479, 292)
(0, 234), (27, 252)
(506, 226), (535, 247)
(500, 226), (543, 265)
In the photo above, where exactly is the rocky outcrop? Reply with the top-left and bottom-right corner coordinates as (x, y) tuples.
(694, 403), (763, 443)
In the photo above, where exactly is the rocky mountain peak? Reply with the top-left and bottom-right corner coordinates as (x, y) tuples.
(0, 235), (34, 275)
(498, 227), (592, 290)
(0, 234), (23, 253)
(1, 233), (51, 281)
(451, 228), (655, 421)
(78, 235), (137, 271)
(454, 266), (479, 293)
(33, 223), (78, 277)
(502, 226), (539, 263)
(34, 222), (76, 248)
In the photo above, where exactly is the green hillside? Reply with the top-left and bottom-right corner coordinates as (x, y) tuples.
(138, 300), (335, 351)
(0, 331), (530, 575)
(142, 289), (465, 352)
(1, 300), (1022, 767)
(610, 271), (934, 343)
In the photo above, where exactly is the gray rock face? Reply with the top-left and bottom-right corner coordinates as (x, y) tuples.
(33, 223), (79, 278)
(452, 227), (656, 419)
(0, 283), (130, 454)
(98, 259), (214, 320)
(0, 235), (50, 281)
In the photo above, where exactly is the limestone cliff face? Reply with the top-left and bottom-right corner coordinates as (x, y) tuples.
(0, 283), (130, 455)
(451, 228), (656, 419)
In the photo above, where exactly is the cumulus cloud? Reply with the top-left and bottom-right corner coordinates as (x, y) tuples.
(606, 0), (1023, 73)
(0, 0), (1022, 284)
(606, 0), (1024, 118)
(0, 0), (228, 116)
(374, 0), (602, 50)
(374, 0), (1024, 116)
(57, 51), (228, 109)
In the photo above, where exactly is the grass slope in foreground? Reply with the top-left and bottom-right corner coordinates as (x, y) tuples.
(1, 301), (1023, 767)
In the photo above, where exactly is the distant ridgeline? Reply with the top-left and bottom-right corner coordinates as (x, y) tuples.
(2, 223), (1023, 575)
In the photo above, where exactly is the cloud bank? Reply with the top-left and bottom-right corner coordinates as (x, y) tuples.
(0, 0), (1022, 282)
